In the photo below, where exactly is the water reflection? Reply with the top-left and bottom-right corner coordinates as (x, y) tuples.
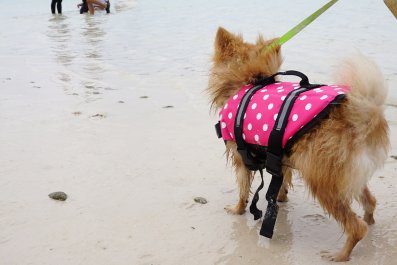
(215, 204), (293, 265)
(78, 16), (108, 102)
(47, 15), (75, 66)
(113, 0), (137, 13)
(47, 13), (109, 102)
(47, 15), (76, 96)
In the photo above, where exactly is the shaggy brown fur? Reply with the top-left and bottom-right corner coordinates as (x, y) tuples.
(208, 27), (390, 262)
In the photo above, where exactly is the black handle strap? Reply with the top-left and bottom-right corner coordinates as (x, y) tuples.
(255, 70), (310, 87)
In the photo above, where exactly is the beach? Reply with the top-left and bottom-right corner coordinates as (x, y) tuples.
(1, 0), (397, 264)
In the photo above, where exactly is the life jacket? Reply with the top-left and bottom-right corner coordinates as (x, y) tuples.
(214, 71), (350, 238)
(218, 80), (349, 149)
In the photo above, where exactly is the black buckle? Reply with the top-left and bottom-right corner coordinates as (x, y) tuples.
(265, 152), (282, 176)
(237, 149), (256, 170)
(237, 148), (265, 171)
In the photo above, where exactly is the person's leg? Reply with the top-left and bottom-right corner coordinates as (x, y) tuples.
(57, 0), (62, 14)
(80, 0), (88, 14)
(86, 0), (95, 14)
(88, 0), (107, 9)
(105, 1), (110, 13)
(51, 0), (56, 14)
(87, 0), (107, 14)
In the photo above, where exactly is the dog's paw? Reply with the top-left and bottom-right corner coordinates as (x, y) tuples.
(277, 193), (289, 202)
(224, 205), (245, 215)
(277, 188), (289, 202)
(320, 250), (350, 262)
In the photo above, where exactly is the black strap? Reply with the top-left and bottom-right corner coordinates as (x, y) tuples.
(234, 84), (269, 170)
(255, 70), (310, 87)
(233, 71), (314, 171)
(249, 169), (265, 220)
(260, 173), (284, 238)
(249, 170), (284, 238)
(265, 86), (311, 175)
(220, 70), (322, 238)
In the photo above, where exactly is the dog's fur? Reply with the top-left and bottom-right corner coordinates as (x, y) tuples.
(208, 27), (389, 262)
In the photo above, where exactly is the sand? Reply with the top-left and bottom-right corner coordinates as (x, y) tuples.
(1, 0), (397, 264)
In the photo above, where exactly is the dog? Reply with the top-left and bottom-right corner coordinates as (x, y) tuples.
(208, 27), (389, 261)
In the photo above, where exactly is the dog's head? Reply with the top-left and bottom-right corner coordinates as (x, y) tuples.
(208, 27), (283, 109)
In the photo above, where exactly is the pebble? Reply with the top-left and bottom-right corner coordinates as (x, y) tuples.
(194, 197), (207, 204)
(48, 191), (68, 201)
(91, 113), (106, 118)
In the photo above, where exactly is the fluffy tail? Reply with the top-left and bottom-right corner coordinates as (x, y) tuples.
(334, 53), (388, 106)
(334, 54), (389, 198)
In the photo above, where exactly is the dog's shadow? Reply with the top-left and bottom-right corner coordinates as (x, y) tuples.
(214, 203), (293, 264)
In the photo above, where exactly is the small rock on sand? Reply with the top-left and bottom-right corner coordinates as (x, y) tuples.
(48, 191), (68, 201)
(91, 113), (106, 118)
(194, 197), (207, 204)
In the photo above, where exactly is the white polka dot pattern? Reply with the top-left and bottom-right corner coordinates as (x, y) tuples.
(218, 82), (350, 147)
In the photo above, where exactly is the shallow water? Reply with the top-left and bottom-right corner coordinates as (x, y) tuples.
(1, 0), (397, 105)
(1, 0), (397, 265)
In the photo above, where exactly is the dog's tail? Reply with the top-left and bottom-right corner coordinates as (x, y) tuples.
(334, 53), (388, 107)
(334, 54), (389, 197)
(334, 53), (389, 142)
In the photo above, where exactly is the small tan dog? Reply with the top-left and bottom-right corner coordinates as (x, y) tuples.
(208, 27), (389, 261)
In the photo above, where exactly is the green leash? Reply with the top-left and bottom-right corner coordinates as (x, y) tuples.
(261, 0), (339, 53)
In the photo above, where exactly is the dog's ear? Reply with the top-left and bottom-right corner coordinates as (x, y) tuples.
(214, 27), (244, 63)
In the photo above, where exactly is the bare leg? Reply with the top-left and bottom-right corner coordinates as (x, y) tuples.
(87, 1), (95, 14)
(359, 185), (376, 225)
(86, 0), (107, 14)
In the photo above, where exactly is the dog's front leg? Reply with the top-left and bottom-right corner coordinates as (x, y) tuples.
(225, 145), (253, 215)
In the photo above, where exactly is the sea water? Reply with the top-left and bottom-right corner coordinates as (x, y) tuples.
(1, 0), (396, 108)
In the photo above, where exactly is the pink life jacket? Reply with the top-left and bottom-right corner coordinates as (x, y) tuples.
(218, 82), (350, 148)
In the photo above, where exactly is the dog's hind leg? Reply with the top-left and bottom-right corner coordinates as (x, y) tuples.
(317, 191), (368, 262)
(225, 147), (253, 215)
(359, 185), (376, 225)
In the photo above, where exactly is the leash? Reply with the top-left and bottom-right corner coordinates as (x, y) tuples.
(260, 0), (339, 54)
(385, 0), (397, 19)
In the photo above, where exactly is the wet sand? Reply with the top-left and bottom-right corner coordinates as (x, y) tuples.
(1, 0), (397, 264)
